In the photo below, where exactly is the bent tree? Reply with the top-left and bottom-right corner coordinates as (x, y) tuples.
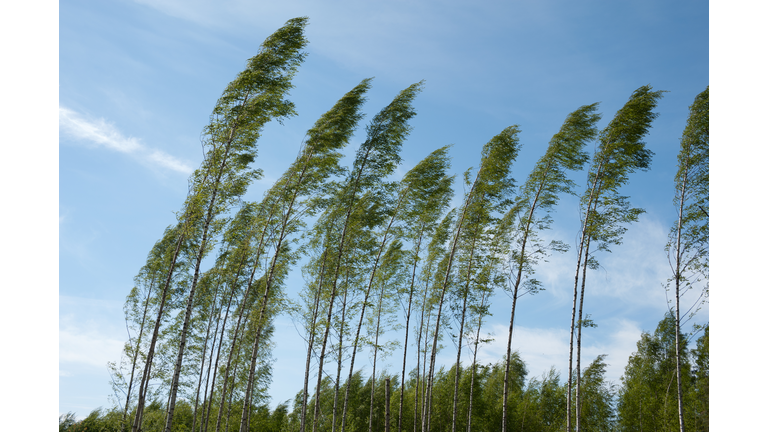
(395, 146), (454, 432)
(567, 85), (664, 432)
(667, 86), (708, 432)
(236, 77), (372, 432)
(109, 224), (187, 432)
(500, 102), (600, 432)
(294, 81), (424, 432)
(129, 17), (309, 432)
(424, 126), (521, 432)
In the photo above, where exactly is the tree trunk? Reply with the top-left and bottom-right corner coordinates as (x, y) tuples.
(332, 270), (351, 432)
(165, 81), (256, 431)
(213, 205), (277, 432)
(131, 229), (187, 432)
(341, 193), (409, 432)
(202, 267), (242, 432)
(575, 236), (592, 432)
(199, 284), (224, 432)
(466, 289), (488, 432)
(192, 275), (223, 432)
(417, 279), (434, 432)
(300, 249), (328, 432)
(451, 235), (478, 432)
(501, 161), (550, 432)
(566, 163), (602, 432)
(121, 274), (157, 432)
(399, 231), (424, 432)
(425, 171), (479, 432)
(385, 378), (392, 432)
(674, 164), (689, 432)
(369, 274), (388, 432)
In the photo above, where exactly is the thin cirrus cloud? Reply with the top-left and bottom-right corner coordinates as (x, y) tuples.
(59, 106), (193, 174)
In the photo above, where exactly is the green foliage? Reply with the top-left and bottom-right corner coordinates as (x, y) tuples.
(577, 354), (616, 431)
(505, 102), (600, 291)
(691, 325), (709, 431)
(59, 412), (78, 431)
(584, 85), (665, 253)
(616, 314), (707, 432)
(59, 408), (123, 432)
(668, 86), (709, 306)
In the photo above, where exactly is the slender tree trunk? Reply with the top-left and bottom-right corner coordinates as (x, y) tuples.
(575, 236), (592, 432)
(450, 294), (468, 432)
(674, 165), (689, 432)
(425, 172), (479, 432)
(313, 284), (338, 432)
(385, 378), (392, 432)
(417, 278), (434, 432)
(332, 271), (350, 432)
(501, 279), (519, 432)
(203, 249), (255, 432)
(466, 289), (488, 432)
(239, 249), (289, 432)
(323, 142), (380, 432)
(164, 187), (221, 432)
(241, 131), (332, 432)
(200, 285), (224, 432)
(369, 275), (389, 432)
(224, 356), (242, 432)
(451, 235), (478, 432)
(131, 229), (187, 432)
(341, 193), (409, 432)
(567, 164), (602, 432)
(204, 272), (242, 432)
(192, 277), (224, 432)
(420, 299), (434, 432)
(416, 259), (439, 432)
(164, 82), (257, 431)
(301, 250), (328, 432)
(399, 232), (424, 432)
(501, 161), (550, 432)
(121, 274), (157, 432)
(214, 205), (277, 432)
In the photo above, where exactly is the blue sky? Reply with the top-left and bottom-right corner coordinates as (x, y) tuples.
(12, 0), (746, 425)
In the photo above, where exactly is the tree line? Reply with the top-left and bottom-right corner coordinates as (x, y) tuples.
(61, 17), (708, 432)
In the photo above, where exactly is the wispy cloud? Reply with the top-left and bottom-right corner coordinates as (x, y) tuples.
(59, 323), (125, 369)
(59, 106), (193, 174)
(60, 297), (126, 370)
(127, 0), (475, 79)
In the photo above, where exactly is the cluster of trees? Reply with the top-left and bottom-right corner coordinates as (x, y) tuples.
(61, 17), (708, 432)
(60, 315), (709, 432)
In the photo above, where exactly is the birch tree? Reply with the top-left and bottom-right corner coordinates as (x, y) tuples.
(417, 210), (455, 431)
(499, 103), (600, 432)
(235, 78), (372, 432)
(297, 81), (425, 432)
(109, 224), (187, 432)
(130, 17), (309, 432)
(424, 126), (521, 432)
(567, 85), (664, 432)
(667, 86), (708, 432)
(394, 146), (454, 432)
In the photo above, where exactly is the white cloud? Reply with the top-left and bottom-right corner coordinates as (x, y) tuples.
(524, 213), (674, 313)
(59, 296), (127, 370)
(59, 324), (125, 369)
(472, 320), (643, 385)
(59, 106), (193, 174)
